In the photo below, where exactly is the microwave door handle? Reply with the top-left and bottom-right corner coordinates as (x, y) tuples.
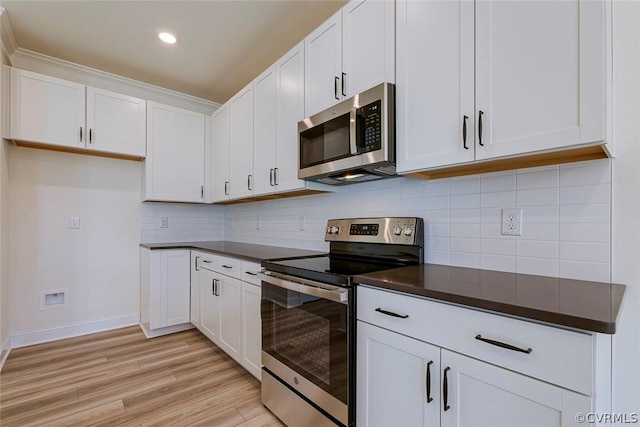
(349, 107), (358, 155)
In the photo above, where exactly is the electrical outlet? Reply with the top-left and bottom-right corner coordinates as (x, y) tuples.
(256, 217), (261, 230)
(160, 217), (169, 228)
(299, 215), (306, 231)
(501, 208), (522, 236)
(69, 216), (80, 229)
(230, 218), (235, 230)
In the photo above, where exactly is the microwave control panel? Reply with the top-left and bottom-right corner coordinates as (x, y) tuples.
(359, 100), (382, 153)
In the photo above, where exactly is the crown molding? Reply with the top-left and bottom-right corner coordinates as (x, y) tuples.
(10, 48), (220, 114)
(0, 8), (17, 65)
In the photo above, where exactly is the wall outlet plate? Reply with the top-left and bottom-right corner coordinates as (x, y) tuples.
(69, 216), (80, 229)
(501, 208), (522, 236)
(160, 217), (169, 228)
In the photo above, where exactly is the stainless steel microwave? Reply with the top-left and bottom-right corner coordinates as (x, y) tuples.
(298, 82), (396, 185)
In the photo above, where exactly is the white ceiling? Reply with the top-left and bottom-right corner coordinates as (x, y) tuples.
(1, 0), (347, 103)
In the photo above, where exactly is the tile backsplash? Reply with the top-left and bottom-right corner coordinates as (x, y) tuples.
(224, 159), (612, 282)
(141, 202), (226, 243)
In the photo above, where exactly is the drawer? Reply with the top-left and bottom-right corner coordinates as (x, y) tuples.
(357, 286), (593, 395)
(192, 252), (242, 279)
(241, 261), (262, 285)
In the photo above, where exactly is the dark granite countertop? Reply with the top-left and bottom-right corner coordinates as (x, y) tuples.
(140, 241), (324, 263)
(354, 263), (625, 334)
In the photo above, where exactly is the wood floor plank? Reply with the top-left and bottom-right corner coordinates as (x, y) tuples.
(0, 326), (282, 426)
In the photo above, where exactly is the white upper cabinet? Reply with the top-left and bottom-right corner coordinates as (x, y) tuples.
(6, 67), (146, 159)
(145, 101), (206, 203)
(211, 103), (231, 202)
(86, 87), (146, 157)
(253, 66), (278, 196)
(397, 0), (607, 174)
(305, 0), (394, 116)
(229, 83), (254, 200)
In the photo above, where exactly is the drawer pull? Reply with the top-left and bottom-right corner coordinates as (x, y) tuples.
(426, 360), (433, 403)
(222, 265), (233, 269)
(475, 334), (533, 354)
(201, 260), (212, 264)
(443, 367), (450, 411)
(245, 271), (258, 276)
(375, 308), (409, 319)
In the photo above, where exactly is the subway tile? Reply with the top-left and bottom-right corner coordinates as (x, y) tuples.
(424, 209), (450, 223)
(450, 223), (481, 238)
(480, 223), (503, 239)
(516, 167), (559, 190)
(424, 179), (450, 197)
(401, 197), (423, 212)
(558, 260), (610, 282)
(401, 185), (423, 199)
(481, 171), (516, 192)
(559, 223), (610, 243)
(559, 204), (610, 223)
(559, 183), (610, 205)
(450, 193), (480, 209)
(450, 238), (480, 254)
(427, 236), (450, 252)
(424, 195), (449, 210)
(450, 208), (481, 224)
(516, 188), (559, 207)
(450, 252), (480, 269)
(480, 208), (502, 224)
(519, 223), (559, 242)
(559, 242), (610, 263)
(426, 250), (449, 265)
(481, 239), (515, 256)
(481, 191), (515, 208)
(559, 159), (611, 186)
(480, 254), (516, 273)
(450, 176), (480, 195)
(426, 222), (450, 237)
(516, 240), (558, 259)
(522, 206), (559, 224)
(516, 257), (559, 277)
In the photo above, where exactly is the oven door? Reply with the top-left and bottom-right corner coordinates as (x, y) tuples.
(258, 271), (351, 426)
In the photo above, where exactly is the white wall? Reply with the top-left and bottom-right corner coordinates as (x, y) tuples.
(8, 146), (142, 347)
(227, 160), (612, 282)
(140, 202), (225, 244)
(611, 0), (640, 415)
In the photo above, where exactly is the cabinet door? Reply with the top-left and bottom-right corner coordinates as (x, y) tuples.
(218, 274), (243, 363)
(475, 0), (605, 160)
(304, 10), (342, 116)
(342, 0), (395, 97)
(241, 281), (262, 380)
(229, 83), (254, 199)
(199, 268), (220, 343)
(211, 103), (231, 202)
(145, 102), (205, 202)
(190, 252), (201, 329)
(85, 87), (146, 157)
(275, 41), (306, 193)
(253, 66), (277, 196)
(396, 0), (475, 173)
(9, 68), (85, 148)
(357, 321), (441, 427)
(152, 250), (190, 329)
(440, 350), (591, 427)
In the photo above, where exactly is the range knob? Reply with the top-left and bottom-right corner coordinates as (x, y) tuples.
(326, 226), (332, 234)
(403, 227), (413, 236)
(392, 226), (403, 236)
(330, 226), (339, 234)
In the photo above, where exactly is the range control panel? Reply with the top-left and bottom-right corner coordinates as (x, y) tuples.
(325, 217), (423, 246)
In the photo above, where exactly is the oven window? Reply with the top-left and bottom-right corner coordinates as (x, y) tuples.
(300, 113), (352, 169)
(262, 282), (348, 404)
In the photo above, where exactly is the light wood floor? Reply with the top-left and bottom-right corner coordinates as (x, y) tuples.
(0, 326), (284, 427)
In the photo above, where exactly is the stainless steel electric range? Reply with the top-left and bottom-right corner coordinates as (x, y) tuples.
(258, 217), (424, 427)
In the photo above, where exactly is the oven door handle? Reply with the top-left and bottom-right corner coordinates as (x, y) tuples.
(257, 272), (349, 305)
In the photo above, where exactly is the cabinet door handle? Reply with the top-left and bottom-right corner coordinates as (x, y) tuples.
(216, 279), (221, 296)
(195, 256), (200, 271)
(89, 128), (93, 144)
(245, 271), (258, 276)
(334, 76), (340, 100)
(475, 334), (533, 354)
(374, 307), (409, 319)
(274, 168), (279, 185)
(224, 181), (229, 196)
(211, 279), (215, 296)
(201, 186), (204, 198)
(462, 115), (469, 149)
(201, 259), (212, 263)
(443, 367), (451, 411)
(79, 126), (83, 143)
(478, 110), (484, 146)
(270, 169), (275, 186)
(222, 265), (233, 269)
(248, 175), (253, 191)
(341, 72), (346, 96)
(426, 360), (434, 403)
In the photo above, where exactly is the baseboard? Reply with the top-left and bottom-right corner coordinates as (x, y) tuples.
(0, 335), (11, 372)
(139, 322), (194, 339)
(10, 313), (140, 348)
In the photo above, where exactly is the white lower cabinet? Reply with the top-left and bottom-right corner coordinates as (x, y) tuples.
(140, 248), (193, 338)
(357, 286), (594, 427)
(190, 251), (262, 380)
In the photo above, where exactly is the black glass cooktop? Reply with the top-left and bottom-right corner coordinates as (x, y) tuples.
(262, 255), (409, 287)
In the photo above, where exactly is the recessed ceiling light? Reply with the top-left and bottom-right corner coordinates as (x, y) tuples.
(158, 32), (177, 45)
